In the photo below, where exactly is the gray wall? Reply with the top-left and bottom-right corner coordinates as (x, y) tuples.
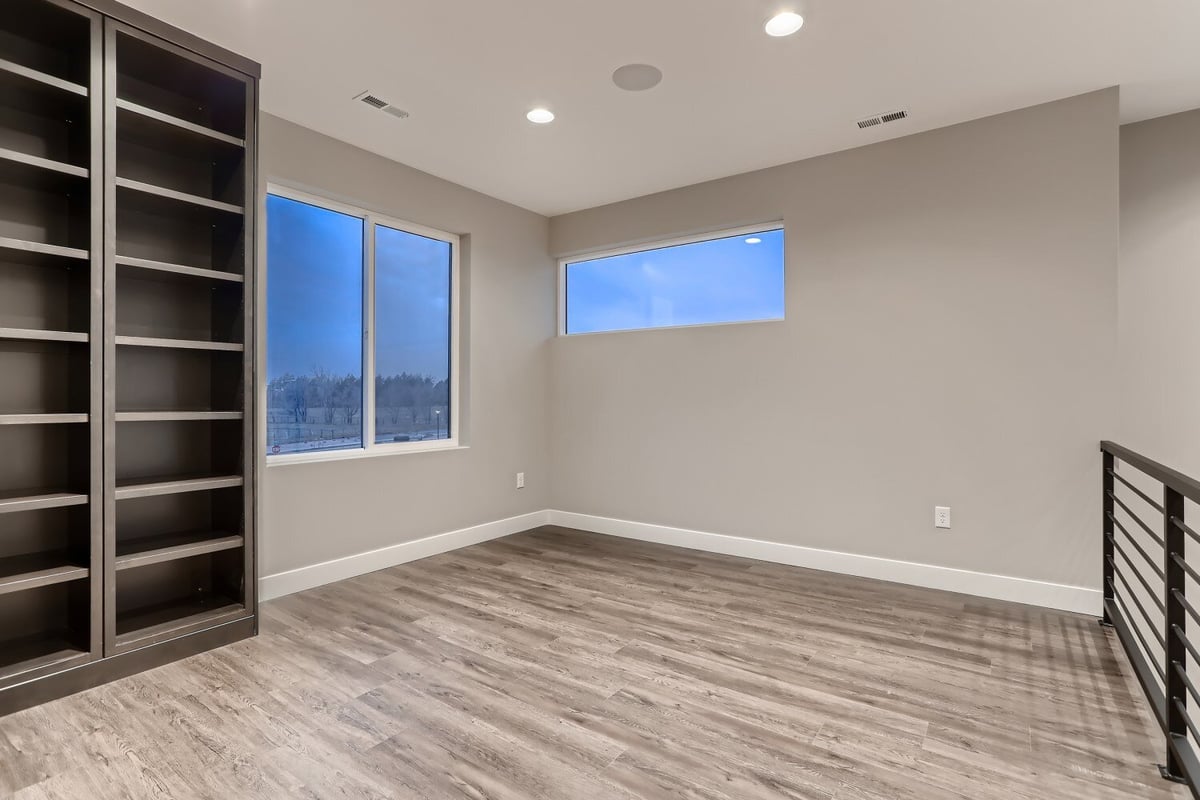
(1118, 109), (1200, 479)
(547, 89), (1120, 589)
(259, 114), (554, 577)
(260, 90), (1149, 597)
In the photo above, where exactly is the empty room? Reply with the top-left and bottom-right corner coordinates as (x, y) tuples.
(1, 0), (1199, 797)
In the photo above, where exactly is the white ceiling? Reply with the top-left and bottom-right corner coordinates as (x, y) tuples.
(122, 0), (1200, 216)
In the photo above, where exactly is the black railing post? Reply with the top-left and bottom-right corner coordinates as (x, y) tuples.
(1164, 484), (1187, 781)
(1102, 450), (1114, 626)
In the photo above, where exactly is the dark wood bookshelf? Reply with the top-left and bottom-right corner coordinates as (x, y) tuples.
(0, 0), (257, 709)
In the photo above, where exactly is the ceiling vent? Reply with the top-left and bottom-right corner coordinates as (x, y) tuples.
(857, 109), (908, 129)
(353, 91), (409, 120)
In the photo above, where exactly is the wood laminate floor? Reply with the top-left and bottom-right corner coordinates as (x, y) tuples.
(0, 526), (1184, 799)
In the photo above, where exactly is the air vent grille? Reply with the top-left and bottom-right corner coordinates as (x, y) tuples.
(353, 91), (409, 121)
(857, 109), (908, 130)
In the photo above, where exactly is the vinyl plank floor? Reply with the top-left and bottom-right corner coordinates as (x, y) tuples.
(0, 525), (1184, 799)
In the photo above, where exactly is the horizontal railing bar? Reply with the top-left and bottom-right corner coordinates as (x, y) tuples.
(1109, 575), (1166, 650)
(1174, 589), (1200, 630)
(1175, 697), (1200, 757)
(1109, 492), (1167, 549)
(1174, 625), (1200, 671)
(1102, 441), (1200, 506)
(1111, 554), (1165, 613)
(1121, 611), (1167, 682)
(1174, 516), (1200, 548)
(1172, 551), (1200, 590)
(1174, 659), (1200, 709)
(1176, 628), (1200, 690)
(1107, 526), (1165, 582)
(1109, 468), (1166, 515)
(1107, 598), (1168, 723)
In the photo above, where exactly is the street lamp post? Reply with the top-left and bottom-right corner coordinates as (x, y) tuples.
(434, 409), (442, 439)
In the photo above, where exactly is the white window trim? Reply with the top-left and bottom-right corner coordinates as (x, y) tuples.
(264, 182), (462, 466)
(557, 221), (785, 337)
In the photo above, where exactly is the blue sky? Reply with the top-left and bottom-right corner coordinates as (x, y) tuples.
(375, 224), (451, 380)
(566, 229), (785, 334)
(267, 195), (780, 376)
(266, 195), (451, 382)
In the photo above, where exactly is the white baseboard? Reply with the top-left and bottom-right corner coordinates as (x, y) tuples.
(260, 507), (1101, 615)
(261, 510), (551, 601)
(546, 510), (1101, 616)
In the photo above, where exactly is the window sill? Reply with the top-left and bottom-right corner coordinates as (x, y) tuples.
(266, 441), (467, 467)
(559, 316), (785, 337)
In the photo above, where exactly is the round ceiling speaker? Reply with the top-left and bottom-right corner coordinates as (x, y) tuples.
(612, 64), (663, 92)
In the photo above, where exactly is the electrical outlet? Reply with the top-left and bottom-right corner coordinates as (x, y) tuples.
(934, 506), (951, 529)
(516, 472), (525, 489)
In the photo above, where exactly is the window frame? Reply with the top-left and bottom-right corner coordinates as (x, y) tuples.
(557, 221), (786, 337)
(264, 182), (462, 466)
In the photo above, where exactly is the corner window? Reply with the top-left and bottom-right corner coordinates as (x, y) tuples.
(561, 225), (785, 335)
(266, 186), (459, 463)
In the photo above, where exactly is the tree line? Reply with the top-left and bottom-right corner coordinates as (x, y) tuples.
(267, 370), (449, 426)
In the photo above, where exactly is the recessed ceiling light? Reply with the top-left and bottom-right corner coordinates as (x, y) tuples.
(526, 108), (555, 124)
(745, 237), (762, 244)
(765, 11), (804, 37)
(613, 64), (663, 92)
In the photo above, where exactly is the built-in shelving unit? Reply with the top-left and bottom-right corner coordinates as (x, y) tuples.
(115, 254), (243, 283)
(115, 411), (243, 422)
(115, 475), (245, 501)
(114, 597), (244, 648)
(0, 0), (100, 690)
(0, 629), (89, 681)
(111, 474), (247, 649)
(0, 413), (89, 425)
(116, 98), (244, 148)
(0, 236), (88, 263)
(0, 56), (86, 96)
(116, 336), (244, 351)
(0, 553), (89, 595)
(1, 0), (257, 709)
(116, 177), (244, 215)
(106, 20), (253, 657)
(114, 530), (242, 571)
(0, 328), (89, 343)
(0, 490), (89, 514)
(0, 146), (88, 179)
